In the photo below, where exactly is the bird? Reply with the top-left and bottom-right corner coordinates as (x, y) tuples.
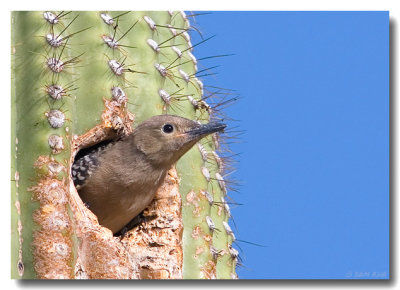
(72, 115), (226, 235)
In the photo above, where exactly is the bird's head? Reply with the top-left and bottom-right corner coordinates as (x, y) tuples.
(132, 115), (226, 167)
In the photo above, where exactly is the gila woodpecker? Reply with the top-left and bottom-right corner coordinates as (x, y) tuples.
(72, 115), (226, 234)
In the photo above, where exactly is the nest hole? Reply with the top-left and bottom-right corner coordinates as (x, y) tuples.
(70, 124), (132, 235)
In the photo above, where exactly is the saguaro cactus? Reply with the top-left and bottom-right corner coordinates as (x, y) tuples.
(11, 11), (237, 279)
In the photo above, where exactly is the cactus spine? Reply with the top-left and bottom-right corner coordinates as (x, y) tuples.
(11, 11), (237, 279)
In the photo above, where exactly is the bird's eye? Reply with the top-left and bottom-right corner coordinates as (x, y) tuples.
(162, 124), (174, 133)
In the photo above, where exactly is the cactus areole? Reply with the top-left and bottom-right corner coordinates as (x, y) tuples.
(11, 11), (238, 279)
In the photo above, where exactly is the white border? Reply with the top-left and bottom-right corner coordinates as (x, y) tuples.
(1, 1), (398, 289)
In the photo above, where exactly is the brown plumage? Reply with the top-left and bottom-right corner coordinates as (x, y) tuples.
(73, 115), (226, 234)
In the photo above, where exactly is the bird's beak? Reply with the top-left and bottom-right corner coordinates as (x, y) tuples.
(185, 121), (226, 140)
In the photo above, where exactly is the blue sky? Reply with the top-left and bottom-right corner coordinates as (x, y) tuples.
(191, 11), (389, 279)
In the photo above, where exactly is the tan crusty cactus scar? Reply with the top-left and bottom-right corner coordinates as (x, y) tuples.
(11, 11), (238, 279)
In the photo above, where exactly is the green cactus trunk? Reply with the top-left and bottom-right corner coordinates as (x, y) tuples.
(11, 11), (237, 279)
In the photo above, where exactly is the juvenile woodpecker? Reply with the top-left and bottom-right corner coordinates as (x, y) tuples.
(72, 115), (226, 234)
